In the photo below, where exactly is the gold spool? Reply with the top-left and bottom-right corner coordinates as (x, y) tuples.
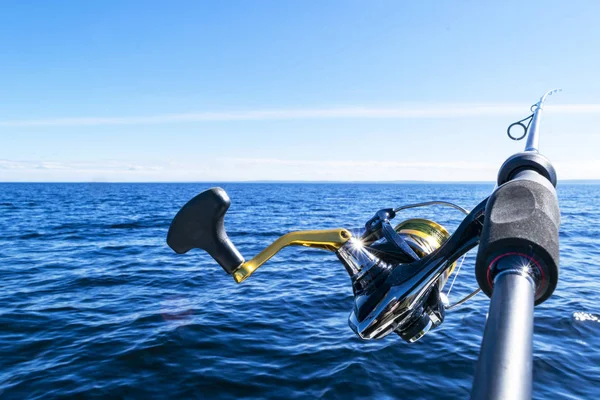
(394, 218), (456, 288)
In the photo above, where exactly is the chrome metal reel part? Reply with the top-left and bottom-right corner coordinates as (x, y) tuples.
(337, 202), (484, 343)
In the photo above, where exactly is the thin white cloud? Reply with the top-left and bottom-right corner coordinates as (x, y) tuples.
(3, 157), (600, 181)
(0, 159), (163, 172)
(0, 157), (498, 182)
(223, 157), (495, 170)
(1, 104), (599, 127)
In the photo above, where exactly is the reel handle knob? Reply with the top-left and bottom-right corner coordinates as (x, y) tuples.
(167, 188), (244, 274)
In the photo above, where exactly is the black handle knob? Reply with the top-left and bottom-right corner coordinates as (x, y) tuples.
(167, 187), (245, 274)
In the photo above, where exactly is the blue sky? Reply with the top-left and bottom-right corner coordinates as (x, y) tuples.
(1, 1), (599, 182)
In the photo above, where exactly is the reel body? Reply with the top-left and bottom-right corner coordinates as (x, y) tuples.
(337, 217), (455, 342)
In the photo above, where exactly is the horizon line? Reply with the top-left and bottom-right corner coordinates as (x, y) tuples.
(1, 179), (599, 184)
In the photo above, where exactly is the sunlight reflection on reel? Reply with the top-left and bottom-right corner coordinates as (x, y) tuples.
(349, 237), (365, 250)
(439, 292), (450, 307)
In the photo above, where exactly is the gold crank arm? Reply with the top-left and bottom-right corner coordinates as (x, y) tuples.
(231, 228), (352, 283)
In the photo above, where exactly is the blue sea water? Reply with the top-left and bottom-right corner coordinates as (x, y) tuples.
(0, 182), (599, 399)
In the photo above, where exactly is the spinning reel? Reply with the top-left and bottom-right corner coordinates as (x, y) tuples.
(166, 91), (563, 399)
(168, 188), (488, 343)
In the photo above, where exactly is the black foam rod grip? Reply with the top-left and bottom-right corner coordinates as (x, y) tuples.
(475, 177), (560, 305)
(167, 188), (245, 274)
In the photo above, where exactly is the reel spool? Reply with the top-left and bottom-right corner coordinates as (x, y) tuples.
(394, 218), (457, 288)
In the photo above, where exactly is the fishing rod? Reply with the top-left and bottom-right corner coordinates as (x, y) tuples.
(166, 90), (561, 399)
